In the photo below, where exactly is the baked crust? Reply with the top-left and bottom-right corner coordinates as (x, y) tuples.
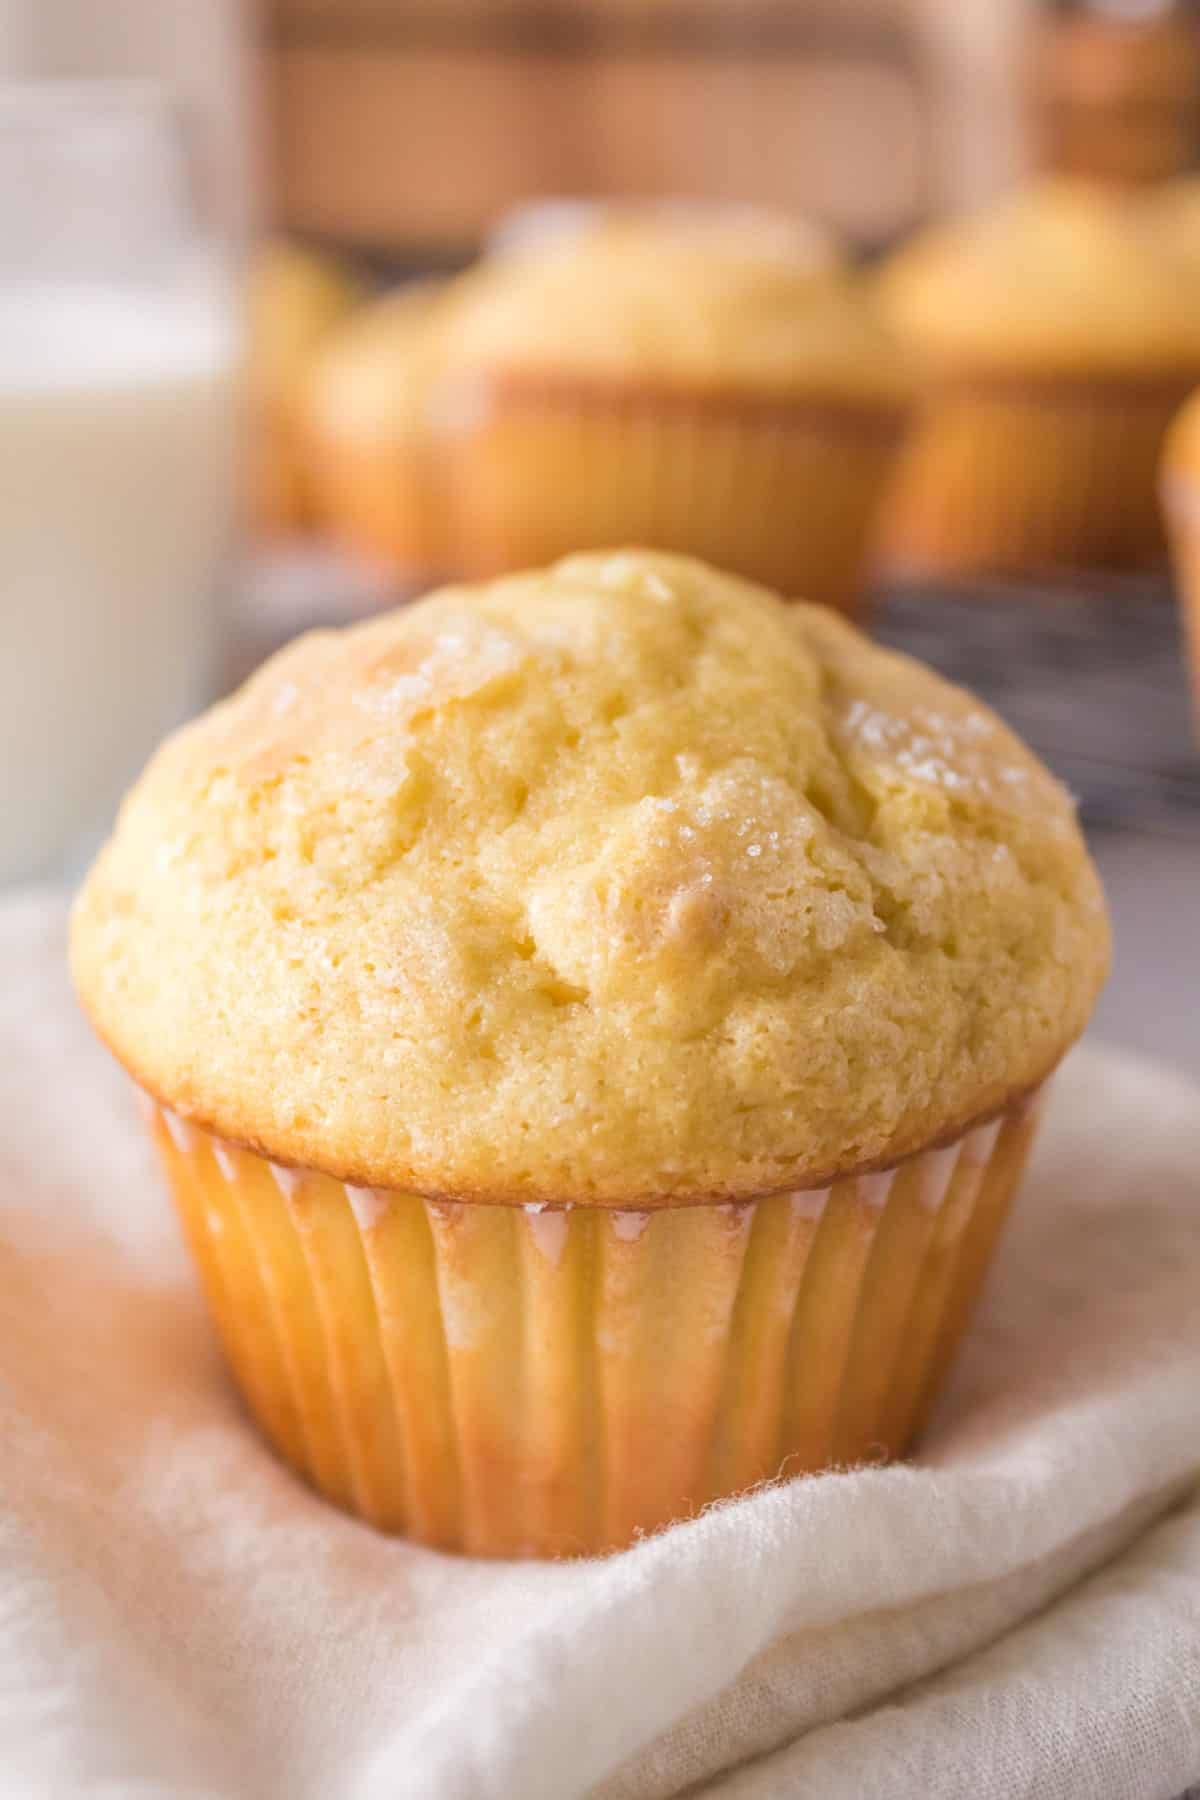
(71, 552), (1110, 1206)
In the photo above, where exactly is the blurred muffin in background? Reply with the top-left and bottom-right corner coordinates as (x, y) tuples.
(1143, 174), (1200, 281)
(1161, 386), (1200, 728)
(248, 241), (362, 535)
(485, 195), (613, 257)
(431, 205), (913, 614)
(305, 281), (451, 585)
(876, 179), (1200, 582)
(485, 195), (825, 262)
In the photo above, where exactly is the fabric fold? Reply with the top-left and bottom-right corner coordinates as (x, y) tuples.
(1, 895), (1197, 1800)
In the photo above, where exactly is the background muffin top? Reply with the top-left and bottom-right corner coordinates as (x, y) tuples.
(437, 211), (909, 402)
(877, 178), (1200, 377)
(1143, 176), (1200, 284)
(248, 241), (362, 421)
(304, 279), (449, 450)
(72, 552), (1108, 1205)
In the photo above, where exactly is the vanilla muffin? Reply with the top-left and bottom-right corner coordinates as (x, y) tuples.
(1161, 387), (1200, 727)
(248, 242), (362, 535)
(1144, 175), (1200, 283)
(304, 281), (449, 582)
(876, 179), (1200, 579)
(486, 194), (829, 261)
(433, 209), (912, 612)
(71, 551), (1108, 1557)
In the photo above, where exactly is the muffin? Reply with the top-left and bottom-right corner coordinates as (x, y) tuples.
(304, 281), (449, 583)
(876, 179), (1200, 581)
(248, 241), (362, 535)
(1144, 174), (1200, 282)
(485, 195), (614, 256)
(1161, 386), (1200, 726)
(71, 550), (1109, 1558)
(431, 209), (913, 613)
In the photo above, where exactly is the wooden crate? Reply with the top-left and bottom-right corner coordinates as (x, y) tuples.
(1029, 7), (1200, 187)
(259, 0), (945, 256)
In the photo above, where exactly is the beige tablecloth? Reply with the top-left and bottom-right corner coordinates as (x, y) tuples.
(1, 893), (1198, 1800)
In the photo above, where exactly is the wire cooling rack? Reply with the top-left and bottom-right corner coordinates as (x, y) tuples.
(872, 579), (1200, 840)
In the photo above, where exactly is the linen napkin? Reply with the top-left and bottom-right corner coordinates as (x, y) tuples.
(1, 892), (1197, 1800)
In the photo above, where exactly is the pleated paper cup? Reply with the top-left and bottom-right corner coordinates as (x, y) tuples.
(142, 1087), (1045, 1560)
(1162, 471), (1200, 730)
(434, 373), (909, 616)
(305, 431), (443, 586)
(877, 371), (1195, 582)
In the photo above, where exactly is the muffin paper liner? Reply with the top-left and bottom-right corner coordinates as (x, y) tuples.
(306, 432), (442, 585)
(143, 1087), (1044, 1558)
(433, 373), (909, 615)
(1162, 474), (1200, 729)
(877, 374), (1195, 582)
(253, 414), (312, 537)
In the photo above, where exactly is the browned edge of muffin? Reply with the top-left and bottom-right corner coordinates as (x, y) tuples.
(87, 992), (1063, 1210)
(433, 368), (914, 442)
(911, 364), (1200, 407)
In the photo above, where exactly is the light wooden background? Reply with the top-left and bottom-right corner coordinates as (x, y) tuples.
(258, 0), (1031, 257)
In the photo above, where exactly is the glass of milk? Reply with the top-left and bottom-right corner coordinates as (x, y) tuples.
(0, 81), (238, 885)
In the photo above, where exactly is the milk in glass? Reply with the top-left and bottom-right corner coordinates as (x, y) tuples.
(0, 277), (236, 882)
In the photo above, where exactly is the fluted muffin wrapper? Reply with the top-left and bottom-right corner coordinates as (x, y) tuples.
(143, 1088), (1045, 1559)
(877, 373), (1194, 582)
(305, 430), (443, 585)
(1162, 473), (1200, 730)
(433, 372), (908, 615)
(253, 412), (312, 537)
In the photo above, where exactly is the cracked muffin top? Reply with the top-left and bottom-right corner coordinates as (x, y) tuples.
(71, 551), (1109, 1203)
(436, 213), (910, 402)
(877, 178), (1200, 378)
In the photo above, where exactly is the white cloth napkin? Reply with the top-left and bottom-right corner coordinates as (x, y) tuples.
(1, 892), (1198, 1800)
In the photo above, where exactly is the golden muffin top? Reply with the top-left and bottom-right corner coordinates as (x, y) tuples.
(248, 241), (362, 416)
(486, 196), (836, 263)
(305, 280), (448, 447)
(437, 212), (910, 403)
(877, 179), (1200, 376)
(1143, 176), (1200, 282)
(72, 552), (1108, 1205)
